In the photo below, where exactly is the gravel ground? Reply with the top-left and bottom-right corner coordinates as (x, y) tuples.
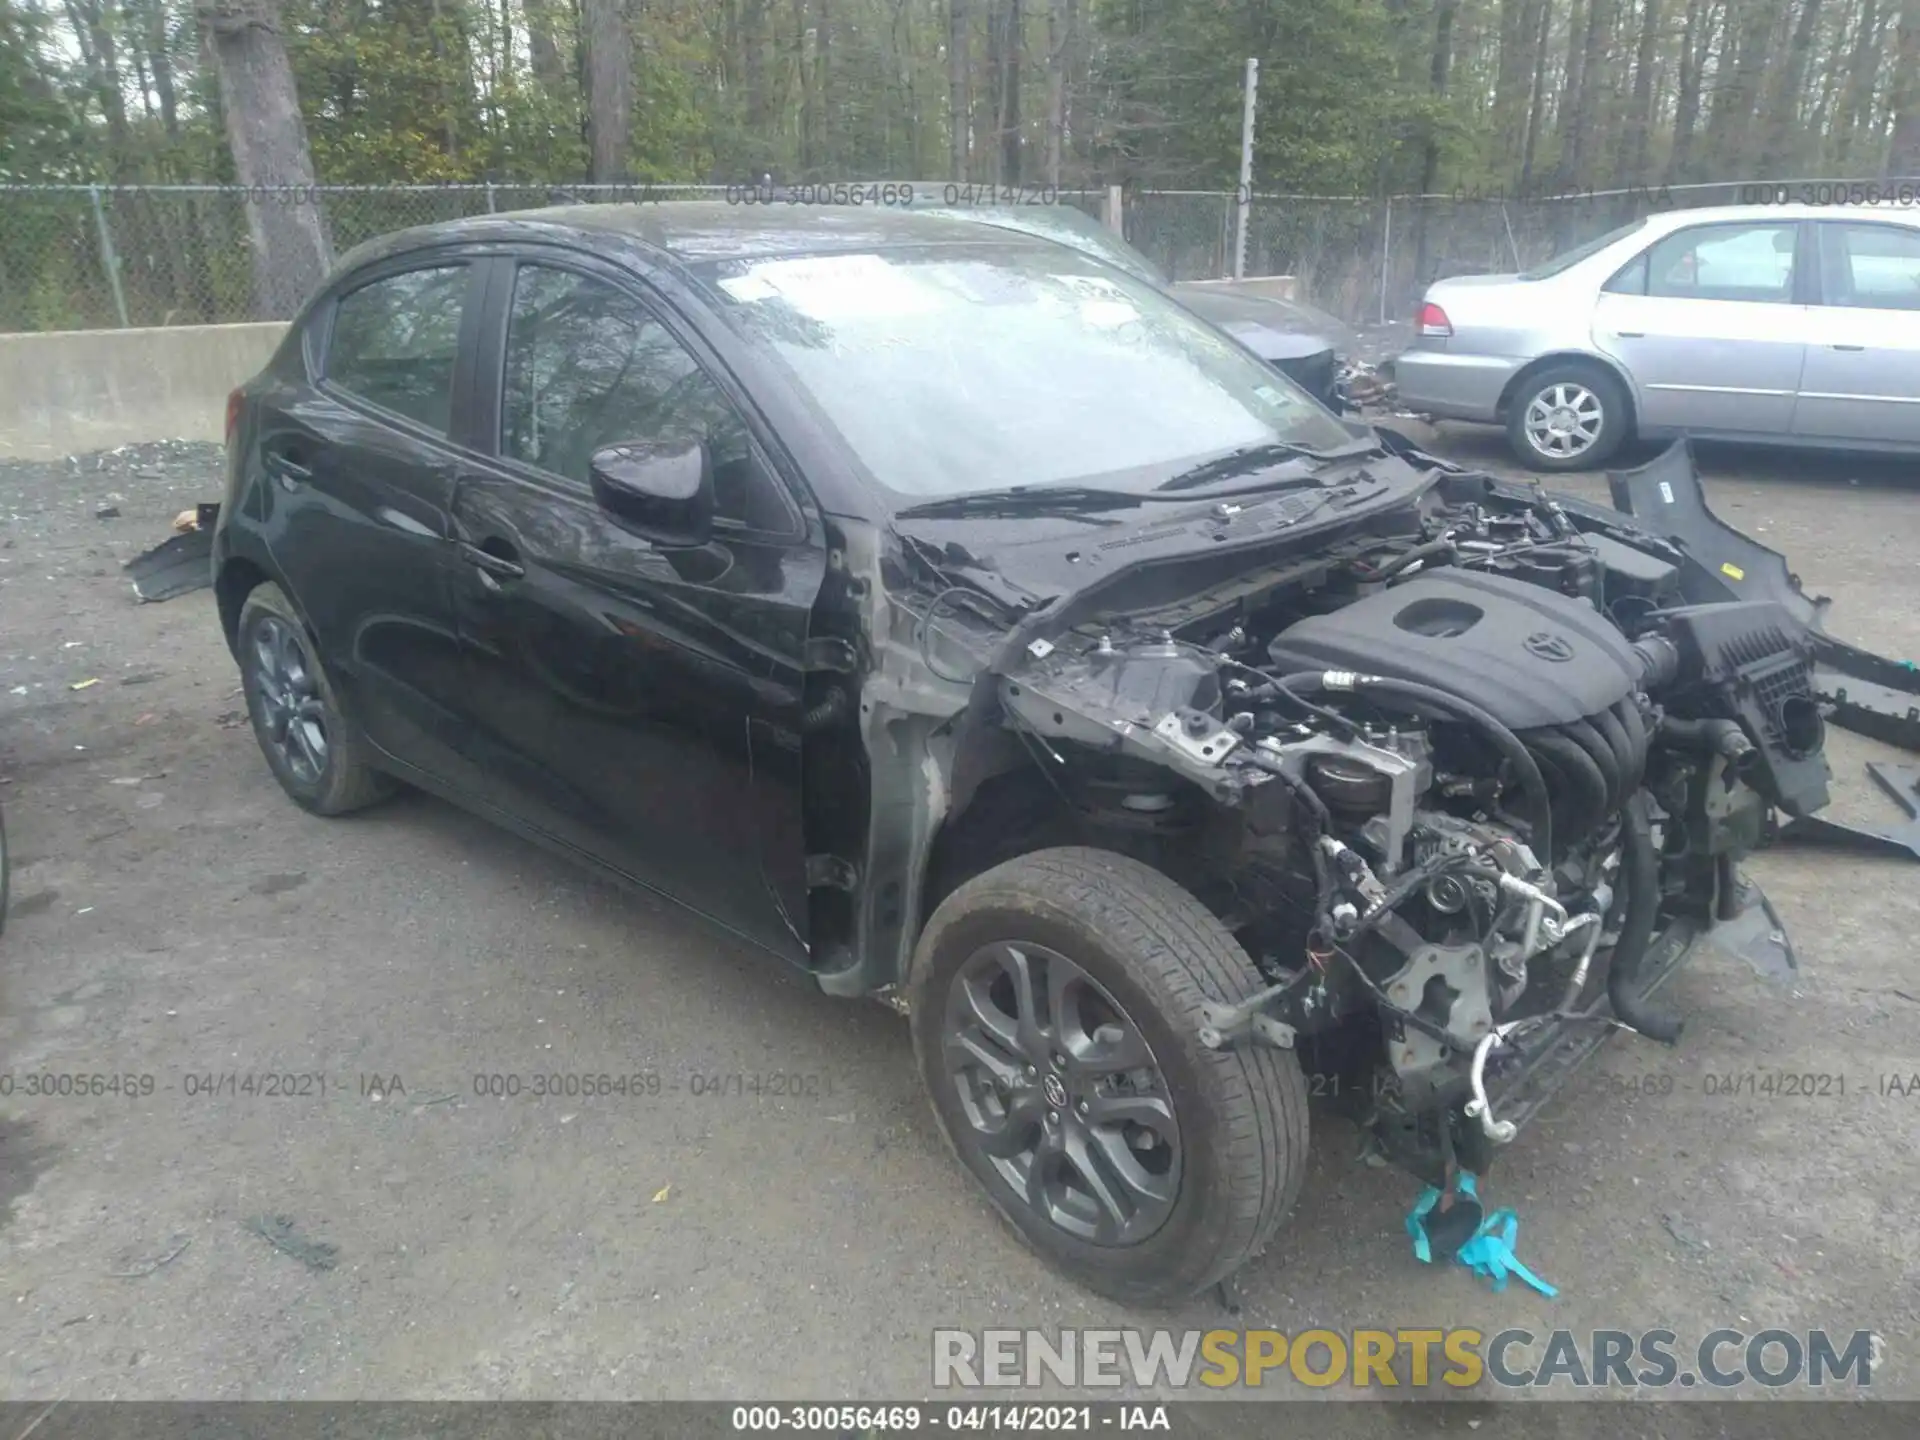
(1, 431), (1918, 1422)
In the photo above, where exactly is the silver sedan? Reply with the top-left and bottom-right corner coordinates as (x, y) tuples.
(1393, 201), (1920, 470)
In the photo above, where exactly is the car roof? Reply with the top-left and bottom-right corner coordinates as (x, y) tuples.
(1638, 201), (1920, 232)
(331, 200), (1060, 279)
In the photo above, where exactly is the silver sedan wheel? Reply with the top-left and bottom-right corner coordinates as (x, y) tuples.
(1522, 382), (1605, 460)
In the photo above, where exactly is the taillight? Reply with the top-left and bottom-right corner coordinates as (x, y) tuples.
(225, 388), (244, 444)
(1416, 301), (1453, 338)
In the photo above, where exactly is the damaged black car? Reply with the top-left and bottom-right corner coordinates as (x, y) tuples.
(212, 203), (1831, 1303)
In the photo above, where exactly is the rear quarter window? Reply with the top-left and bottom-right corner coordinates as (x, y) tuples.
(325, 265), (468, 433)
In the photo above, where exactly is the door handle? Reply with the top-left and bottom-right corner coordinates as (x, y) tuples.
(262, 449), (312, 487)
(1832, 343), (1867, 351)
(1613, 330), (1645, 338)
(457, 539), (525, 590)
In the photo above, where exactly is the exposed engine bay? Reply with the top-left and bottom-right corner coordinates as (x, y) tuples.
(967, 455), (1829, 1183)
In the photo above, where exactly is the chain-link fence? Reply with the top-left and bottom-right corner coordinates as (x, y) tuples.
(0, 177), (1902, 333)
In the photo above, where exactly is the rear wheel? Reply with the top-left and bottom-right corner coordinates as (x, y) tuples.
(1506, 361), (1631, 471)
(238, 582), (394, 816)
(908, 847), (1308, 1303)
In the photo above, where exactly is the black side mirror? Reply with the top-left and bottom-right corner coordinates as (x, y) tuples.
(588, 440), (713, 548)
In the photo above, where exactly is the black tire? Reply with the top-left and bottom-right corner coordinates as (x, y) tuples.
(237, 581), (394, 816)
(907, 846), (1309, 1303)
(1505, 360), (1632, 471)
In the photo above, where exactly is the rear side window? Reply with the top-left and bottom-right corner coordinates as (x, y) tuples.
(326, 266), (468, 433)
(1817, 222), (1920, 310)
(1643, 223), (1798, 303)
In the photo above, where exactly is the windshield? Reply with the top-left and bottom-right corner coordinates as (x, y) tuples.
(698, 244), (1354, 499)
(1520, 218), (1651, 280)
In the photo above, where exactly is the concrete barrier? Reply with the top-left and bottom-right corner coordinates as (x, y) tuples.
(0, 322), (288, 459)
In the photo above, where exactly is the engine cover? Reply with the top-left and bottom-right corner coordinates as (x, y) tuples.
(1267, 570), (1641, 730)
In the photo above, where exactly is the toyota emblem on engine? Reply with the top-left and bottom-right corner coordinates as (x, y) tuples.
(1525, 630), (1576, 662)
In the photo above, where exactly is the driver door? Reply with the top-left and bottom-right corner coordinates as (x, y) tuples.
(446, 254), (823, 961)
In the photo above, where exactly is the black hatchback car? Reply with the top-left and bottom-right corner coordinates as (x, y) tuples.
(215, 202), (1820, 1302)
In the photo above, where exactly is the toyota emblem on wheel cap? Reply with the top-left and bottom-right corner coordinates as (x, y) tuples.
(1525, 630), (1576, 662)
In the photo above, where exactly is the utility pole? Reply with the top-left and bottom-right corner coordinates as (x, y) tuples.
(1234, 57), (1259, 279)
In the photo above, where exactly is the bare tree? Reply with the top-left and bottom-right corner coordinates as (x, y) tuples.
(1760, 0), (1827, 171)
(524, 0), (568, 92)
(948, 0), (969, 179)
(998, 0), (1021, 182)
(1042, 0), (1072, 185)
(1892, 0), (1920, 175)
(1666, 0), (1712, 181)
(1624, 0), (1661, 185)
(580, 0), (631, 181)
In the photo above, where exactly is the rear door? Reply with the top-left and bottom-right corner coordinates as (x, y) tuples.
(1592, 219), (1813, 435)
(445, 251), (823, 959)
(256, 254), (488, 786)
(1793, 218), (1920, 446)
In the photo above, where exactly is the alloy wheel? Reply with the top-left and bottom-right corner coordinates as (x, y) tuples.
(940, 940), (1182, 1246)
(1522, 381), (1605, 460)
(250, 615), (331, 787)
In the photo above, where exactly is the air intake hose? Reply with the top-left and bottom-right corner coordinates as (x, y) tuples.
(1606, 793), (1684, 1044)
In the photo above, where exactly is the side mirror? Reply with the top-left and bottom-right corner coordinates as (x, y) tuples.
(588, 440), (713, 548)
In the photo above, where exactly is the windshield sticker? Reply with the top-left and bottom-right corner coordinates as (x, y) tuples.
(1254, 385), (1287, 405)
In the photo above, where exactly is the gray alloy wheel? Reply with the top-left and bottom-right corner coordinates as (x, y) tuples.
(908, 847), (1308, 1303)
(237, 582), (394, 816)
(249, 613), (331, 787)
(941, 938), (1182, 1246)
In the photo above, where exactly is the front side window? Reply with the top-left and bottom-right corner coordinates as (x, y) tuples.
(1818, 222), (1920, 310)
(327, 266), (467, 433)
(699, 244), (1355, 499)
(1643, 223), (1798, 303)
(501, 264), (787, 530)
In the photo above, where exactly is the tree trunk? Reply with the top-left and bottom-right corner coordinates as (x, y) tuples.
(741, 0), (768, 141)
(524, 0), (568, 90)
(580, 0), (631, 181)
(1518, 0), (1553, 185)
(194, 0), (332, 319)
(976, 0), (1001, 182)
(1042, 0), (1069, 185)
(999, 0), (1021, 183)
(1555, 0), (1588, 184)
(1834, 0), (1882, 169)
(1624, 0), (1660, 187)
(1666, 0), (1710, 181)
(948, 0), (968, 179)
(1702, 0), (1780, 176)
(144, 0), (180, 136)
(1760, 0), (1825, 172)
(1412, 0), (1455, 286)
(792, 0), (812, 169)
(1891, 0), (1920, 177)
(817, 0), (832, 169)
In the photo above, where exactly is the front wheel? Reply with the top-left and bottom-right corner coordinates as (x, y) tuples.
(1505, 361), (1631, 471)
(907, 847), (1308, 1303)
